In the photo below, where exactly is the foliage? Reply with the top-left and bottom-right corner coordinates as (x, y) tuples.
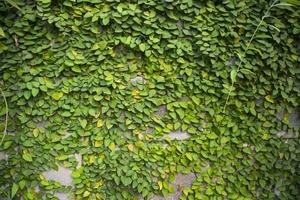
(0, 0), (300, 199)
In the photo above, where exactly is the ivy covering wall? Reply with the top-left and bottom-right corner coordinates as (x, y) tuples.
(0, 0), (300, 199)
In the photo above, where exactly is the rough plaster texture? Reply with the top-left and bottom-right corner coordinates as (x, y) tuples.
(55, 192), (69, 200)
(166, 130), (190, 140)
(277, 109), (300, 138)
(129, 76), (146, 84)
(0, 152), (7, 160)
(289, 109), (300, 128)
(42, 166), (72, 186)
(74, 154), (82, 169)
(154, 105), (167, 118)
(150, 173), (197, 200)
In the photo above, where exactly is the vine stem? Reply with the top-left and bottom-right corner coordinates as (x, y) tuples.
(222, 0), (279, 113)
(0, 85), (8, 146)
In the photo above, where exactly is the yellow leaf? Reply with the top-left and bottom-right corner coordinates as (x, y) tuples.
(88, 155), (95, 164)
(39, 174), (46, 181)
(83, 191), (90, 197)
(262, 132), (270, 140)
(96, 119), (103, 128)
(127, 144), (134, 152)
(71, 49), (78, 57)
(138, 133), (143, 140)
(0, 27), (5, 37)
(95, 181), (103, 188)
(131, 90), (140, 99)
(158, 181), (163, 190)
(33, 128), (39, 137)
(94, 140), (102, 148)
(265, 95), (274, 103)
(109, 143), (116, 151)
(51, 92), (64, 100)
(96, 193), (102, 200)
(56, 155), (68, 160)
(283, 113), (289, 124)
(83, 139), (89, 146)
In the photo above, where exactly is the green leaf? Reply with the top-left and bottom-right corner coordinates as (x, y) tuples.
(0, 27), (5, 37)
(11, 183), (19, 199)
(191, 96), (200, 105)
(33, 128), (39, 137)
(186, 153), (193, 161)
(139, 43), (146, 52)
(98, 41), (107, 50)
(18, 180), (26, 190)
(280, 0), (300, 6)
(176, 109), (185, 119)
(240, 68), (255, 76)
(71, 66), (81, 73)
(121, 176), (132, 186)
(41, 0), (51, 4)
(205, 187), (214, 196)
(185, 68), (193, 76)
(71, 167), (83, 178)
(3, 141), (12, 149)
(80, 119), (87, 129)
(56, 155), (69, 160)
(207, 132), (218, 139)
(31, 88), (39, 97)
(102, 17), (110, 25)
(265, 95), (274, 103)
(106, 120), (113, 129)
(5, 0), (21, 10)
(91, 41), (107, 50)
(230, 69), (237, 83)
(22, 151), (33, 162)
(249, 102), (256, 116)
(83, 191), (90, 197)
(88, 108), (96, 117)
(104, 72), (113, 81)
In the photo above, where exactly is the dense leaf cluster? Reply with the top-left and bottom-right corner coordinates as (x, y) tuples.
(0, 0), (300, 199)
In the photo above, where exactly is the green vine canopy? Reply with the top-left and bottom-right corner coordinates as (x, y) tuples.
(0, 0), (300, 199)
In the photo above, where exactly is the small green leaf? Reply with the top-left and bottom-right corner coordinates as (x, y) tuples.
(106, 120), (113, 129)
(240, 68), (255, 76)
(280, 0), (300, 6)
(71, 66), (81, 73)
(6, 0), (21, 10)
(83, 191), (90, 197)
(139, 43), (146, 52)
(230, 69), (237, 83)
(18, 180), (26, 190)
(207, 132), (218, 139)
(121, 176), (132, 186)
(176, 109), (185, 119)
(33, 128), (39, 137)
(102, 17), (110, 25)
(56, 155), (69, 160)
(265, 95), (274, 103)
(11, 183), (19, 199)
(71, 167), (83, 178)
(31, 88), (39, 97)
(98, 41), (107, 50)
(22, 151), (33, 162)
(41, 0), (51, 3)
(80, 119), (87, 129)
(0, 27), (5, 37)
(185, 68), (193, 76)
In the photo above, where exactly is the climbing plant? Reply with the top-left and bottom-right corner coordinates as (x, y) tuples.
(0, 0), (300, 199)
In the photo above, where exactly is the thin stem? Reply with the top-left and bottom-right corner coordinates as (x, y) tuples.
(0, 85), (8, 146)
(222, 0), (278, 113)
